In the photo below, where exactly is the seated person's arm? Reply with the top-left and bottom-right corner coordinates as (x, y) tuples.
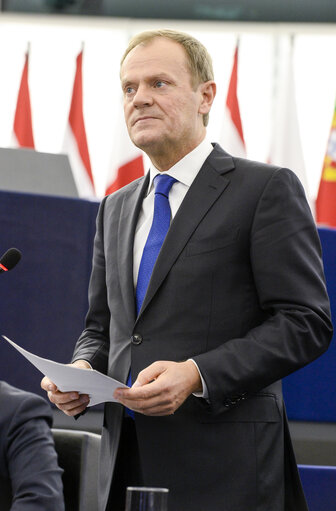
(6, 388), (64, 511)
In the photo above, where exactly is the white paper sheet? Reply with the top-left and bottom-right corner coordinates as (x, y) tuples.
(2, 335), (127, 406)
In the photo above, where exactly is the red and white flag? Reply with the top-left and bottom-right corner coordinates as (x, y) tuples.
(219, 43), (246, 157)
(268, 36), (311, 211)
(62, 49), (95, 198)
(11, 50), (35, 148)
(105, 99), (144, 195)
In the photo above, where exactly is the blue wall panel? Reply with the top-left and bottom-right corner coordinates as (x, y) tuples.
(283, 227), (336, 421)
(0, 190), (99, 397)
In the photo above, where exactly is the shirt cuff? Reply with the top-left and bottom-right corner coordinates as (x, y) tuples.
(187, 359), (209, 400)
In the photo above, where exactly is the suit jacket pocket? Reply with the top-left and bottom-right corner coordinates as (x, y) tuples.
(186, 227), (240, 257)
(198, 394), (281, 423)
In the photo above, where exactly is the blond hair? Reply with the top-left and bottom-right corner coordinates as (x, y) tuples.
(121, 29), (214, 126)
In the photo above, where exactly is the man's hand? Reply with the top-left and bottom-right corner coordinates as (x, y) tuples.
(40, 360), (91, 417)
(113, 360), (202, 416)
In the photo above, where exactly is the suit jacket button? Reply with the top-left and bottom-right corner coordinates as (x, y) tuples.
(131, 334), (143, 345)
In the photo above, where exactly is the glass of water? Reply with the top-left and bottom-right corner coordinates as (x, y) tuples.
(125, 486), (169, 511)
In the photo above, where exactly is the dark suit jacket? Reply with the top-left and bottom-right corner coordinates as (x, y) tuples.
(73, 144), (333, 511)
(0, 381), (64, 511)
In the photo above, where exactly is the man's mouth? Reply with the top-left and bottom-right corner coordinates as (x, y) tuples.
(133, 116), (156, 126)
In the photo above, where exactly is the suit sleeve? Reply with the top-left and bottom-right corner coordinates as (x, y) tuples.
(194, 168), (333, 412)
(72, 196), (110, 373)
(7, 394), (64, 511)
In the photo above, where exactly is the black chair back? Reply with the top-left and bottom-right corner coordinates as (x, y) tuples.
(52, 428), (101, 511)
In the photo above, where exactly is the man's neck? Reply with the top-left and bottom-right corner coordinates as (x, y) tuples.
(147, 134), (206, 172)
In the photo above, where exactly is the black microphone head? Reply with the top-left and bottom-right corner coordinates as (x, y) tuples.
(0, 248), (22, 272)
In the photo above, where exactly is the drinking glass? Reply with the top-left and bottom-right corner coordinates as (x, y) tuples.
(125, 486), (169, 511)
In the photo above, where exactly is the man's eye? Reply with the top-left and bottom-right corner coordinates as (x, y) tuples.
(155, 81), (165, 88)
(125, 87), (134, 94)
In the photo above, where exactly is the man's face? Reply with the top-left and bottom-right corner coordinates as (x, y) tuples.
(120, 37), (209, 166)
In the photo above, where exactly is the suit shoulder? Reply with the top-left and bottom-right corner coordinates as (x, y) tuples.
(234, 155), (282, 177)
(105, 175), (146, 202)
(95, 175), (146, 220)
(232, 155), (303, 190)
(0, 382), (52, 427)
(210, 146), (307, 208)
(210, 143), (297, 184)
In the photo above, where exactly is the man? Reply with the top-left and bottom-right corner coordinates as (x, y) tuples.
(0, 380), (64, 510)
(42, 30), (333, 511)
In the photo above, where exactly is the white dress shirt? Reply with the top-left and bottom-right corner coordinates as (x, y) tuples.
(133, 138), (214, 399)
(133, 138), (213, 285)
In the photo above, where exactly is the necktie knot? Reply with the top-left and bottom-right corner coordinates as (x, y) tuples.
(154, 173), (177, 198)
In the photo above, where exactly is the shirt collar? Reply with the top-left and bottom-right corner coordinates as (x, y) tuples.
(147, 138), (213, 194)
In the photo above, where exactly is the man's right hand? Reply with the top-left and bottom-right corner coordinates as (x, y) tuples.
(40, 360), (91, 417)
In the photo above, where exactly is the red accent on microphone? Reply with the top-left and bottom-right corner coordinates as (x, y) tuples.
(0, 263), (8, 271)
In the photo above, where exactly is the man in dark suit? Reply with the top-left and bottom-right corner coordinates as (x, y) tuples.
(0, 381), (64, 510)
(42, 30), (333, 511)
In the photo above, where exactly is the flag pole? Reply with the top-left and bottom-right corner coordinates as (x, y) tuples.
(269, 33), (280, 162)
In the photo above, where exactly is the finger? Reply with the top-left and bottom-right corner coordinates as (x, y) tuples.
(56, 394), (90, 413)
(117, 384), (172, 411)
(47, 390), (85, 406)
(114, 378), (161, 403)
(57, 394), (89, 410)
(58, 400), (89, 417)
(122, 396), (175, 416)
(41, 376), (57, 392)
(134, 361), (168, 387)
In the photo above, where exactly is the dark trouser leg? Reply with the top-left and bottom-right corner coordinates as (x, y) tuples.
(107, 417), (143, 511)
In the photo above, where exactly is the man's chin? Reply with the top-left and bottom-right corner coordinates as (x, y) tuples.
(130, 134), (161, 152)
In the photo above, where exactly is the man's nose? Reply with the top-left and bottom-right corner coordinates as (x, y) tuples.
(133, 84), (153, 107)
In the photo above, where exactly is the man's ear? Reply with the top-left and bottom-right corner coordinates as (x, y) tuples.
(198, 81), (216, 116)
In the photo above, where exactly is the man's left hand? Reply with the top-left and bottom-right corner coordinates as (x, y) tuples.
(113, 360), (202, 416)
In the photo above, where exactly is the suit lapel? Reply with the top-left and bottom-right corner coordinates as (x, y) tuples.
(135, 145), (235, 322)
(117, 173), (150, 324)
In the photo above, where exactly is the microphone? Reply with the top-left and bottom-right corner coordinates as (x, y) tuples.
(0, 248), (22, 274)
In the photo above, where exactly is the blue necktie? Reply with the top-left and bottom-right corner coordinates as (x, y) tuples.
(135, 173), (177, 315)
(126, 174), (176, 417)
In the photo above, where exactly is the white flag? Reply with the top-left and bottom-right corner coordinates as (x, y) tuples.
(268, 36), (311, 208)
